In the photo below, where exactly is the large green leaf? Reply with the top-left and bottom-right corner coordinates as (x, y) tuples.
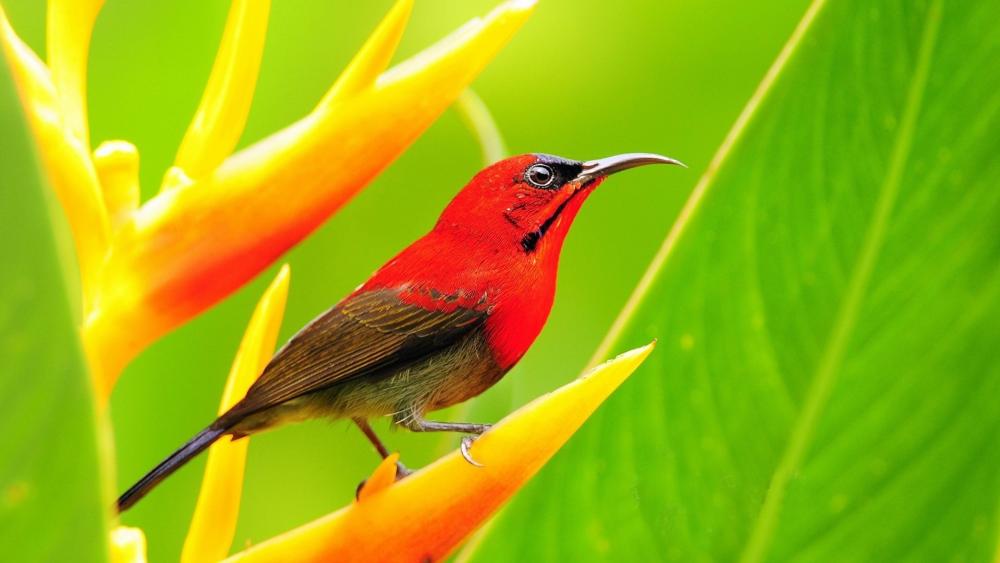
(469, 0), (1000, 560)
(0, 59), (110, 561)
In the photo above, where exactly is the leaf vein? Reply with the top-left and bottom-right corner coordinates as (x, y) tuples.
(737, 2), (943, 561)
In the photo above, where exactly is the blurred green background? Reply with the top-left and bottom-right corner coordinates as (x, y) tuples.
(2, 0), (809, 560)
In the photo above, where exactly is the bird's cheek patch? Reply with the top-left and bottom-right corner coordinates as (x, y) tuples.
(502, 189), (554, 228)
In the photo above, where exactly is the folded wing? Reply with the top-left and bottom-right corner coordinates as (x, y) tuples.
(228, 288), (490, 418)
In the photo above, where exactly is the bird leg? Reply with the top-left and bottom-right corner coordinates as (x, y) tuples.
(399, 415), (492, 467)
(353, 418), (411, 478)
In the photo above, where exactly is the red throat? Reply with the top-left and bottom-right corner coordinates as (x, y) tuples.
(359, 155), (607, 370)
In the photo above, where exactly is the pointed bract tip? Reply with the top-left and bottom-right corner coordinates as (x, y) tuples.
(322, 0), (413, 105)
(357, 453), (400, 502)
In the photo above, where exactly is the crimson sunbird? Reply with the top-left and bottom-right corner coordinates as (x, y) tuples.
(117, 152), (683, 511)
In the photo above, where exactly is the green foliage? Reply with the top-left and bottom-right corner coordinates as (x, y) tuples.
(473, 0), (1000, 560)
(0, 61), (109, 562)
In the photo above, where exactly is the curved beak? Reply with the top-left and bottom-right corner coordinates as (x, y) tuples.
(575, 153), (686, 183)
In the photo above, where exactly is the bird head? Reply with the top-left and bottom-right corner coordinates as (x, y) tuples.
(435, 153), (684, 255)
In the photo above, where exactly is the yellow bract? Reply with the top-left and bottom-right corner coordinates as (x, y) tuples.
(1, 4), (109, 310)
(0, 0), (536, 399)
(181, 265), (290, 563)
(170, 0), (269, 184)
(46, 0), (104, 148)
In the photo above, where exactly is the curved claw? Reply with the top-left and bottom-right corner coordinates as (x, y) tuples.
(460, 436), (485, 468)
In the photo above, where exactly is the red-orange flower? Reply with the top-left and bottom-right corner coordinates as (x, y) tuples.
(0, 0), (536, 398)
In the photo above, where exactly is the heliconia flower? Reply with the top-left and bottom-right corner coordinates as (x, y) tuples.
(219, 342), (655, 563)
(181, 265), (290, 563)
(0, 0), (535, 399)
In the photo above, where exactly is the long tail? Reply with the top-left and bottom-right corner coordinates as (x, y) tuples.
(117, 424), (229, 512)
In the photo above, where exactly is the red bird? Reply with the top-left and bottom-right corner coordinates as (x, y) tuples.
(118, 152), (682, 511)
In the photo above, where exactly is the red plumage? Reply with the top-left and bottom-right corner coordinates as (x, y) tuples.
(361, 154), (605, 368)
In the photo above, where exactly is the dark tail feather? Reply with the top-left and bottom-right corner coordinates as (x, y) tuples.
(117, 424), (228, 512)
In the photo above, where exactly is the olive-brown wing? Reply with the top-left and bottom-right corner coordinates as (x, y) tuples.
(229, 289), (488, 417)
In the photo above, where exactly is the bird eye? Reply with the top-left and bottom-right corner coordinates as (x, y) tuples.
(525, 164), (556, 188)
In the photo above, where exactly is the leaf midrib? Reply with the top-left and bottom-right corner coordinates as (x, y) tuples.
(737, 2), (944, 562)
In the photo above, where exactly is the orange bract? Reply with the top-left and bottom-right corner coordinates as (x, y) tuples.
(355, 453), (402, 502)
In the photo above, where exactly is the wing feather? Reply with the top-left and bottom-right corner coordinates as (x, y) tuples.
(230, 288), (490, 417)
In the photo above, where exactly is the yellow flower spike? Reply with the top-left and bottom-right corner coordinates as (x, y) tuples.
(94, 140), (140, 230)
(1, 5), (109, 308)
(110, 526), (148, 563)
(172, 0), (271, 183)
(356, 453), (400, 503)
(182, 265), (290, 563)
(46, 0), (104, 148)
(224, 343), (655, 563)
(83, 0), (535, 392)
(319, 0), (413, 107)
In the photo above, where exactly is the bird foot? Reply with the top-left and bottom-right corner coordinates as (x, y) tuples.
(460, 435), (485, 467)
